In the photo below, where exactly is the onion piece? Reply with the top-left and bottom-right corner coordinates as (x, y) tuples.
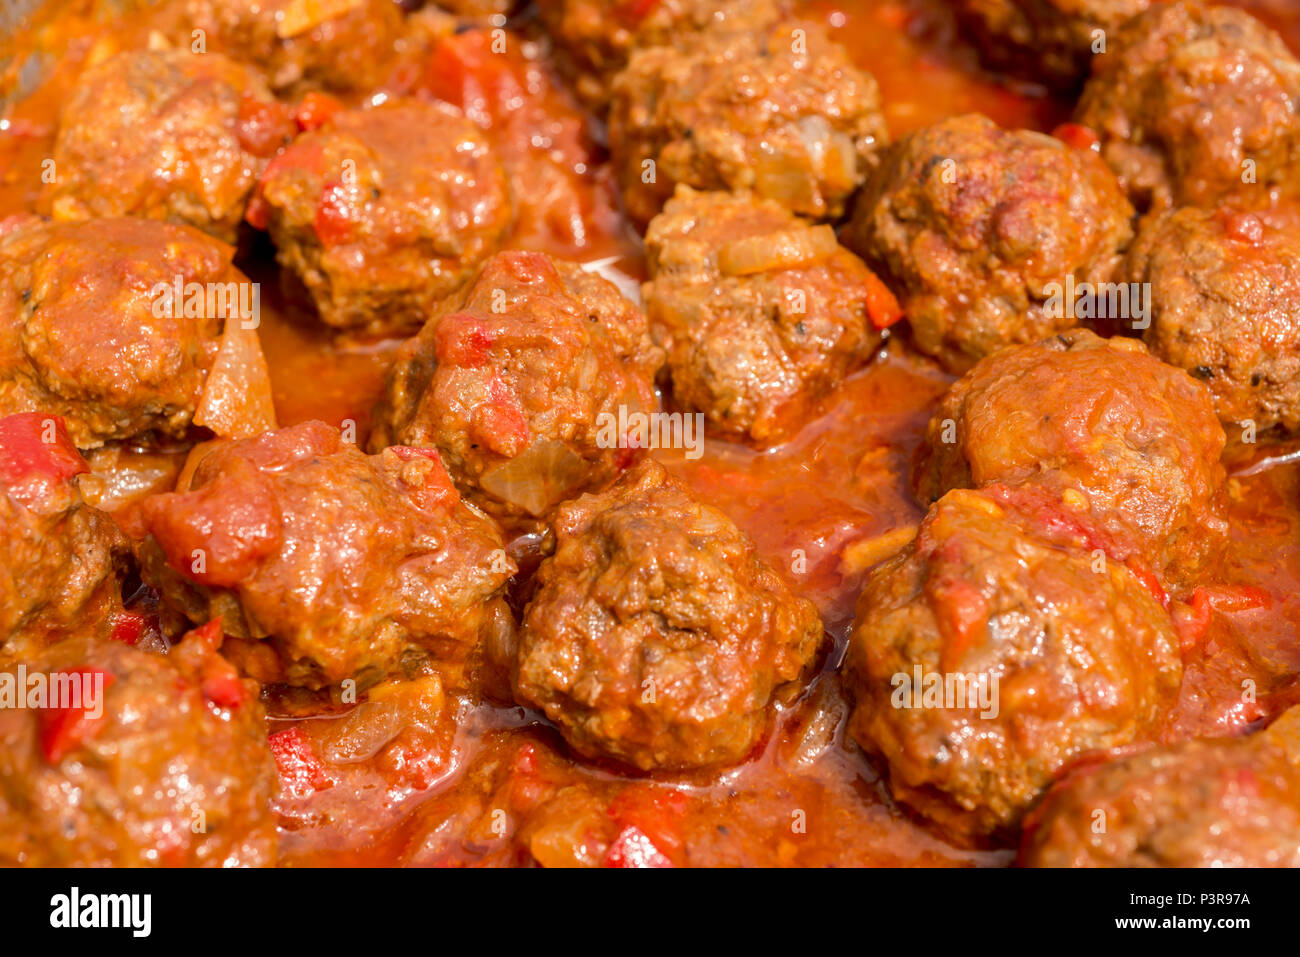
(193, 320), (278, 440)
(276, 0), (363, 39)
(717, 225), (839, 277)
(478, 437), (589, 517)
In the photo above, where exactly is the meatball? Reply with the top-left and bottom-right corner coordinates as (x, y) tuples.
(175, 0), (407, 93)
(643, 187), (890, 445)
(1075, 1), (1300, 211)
(842, 113), (1134, 374)
(1127, 205), (1300, 435)
(0, 217), (271, 449)
(951, 0), (1151, 90)
(514, 460), (825, 771)
(0, 632), (278, 867)
(912, 330), (1228, 592)
(43, 48), (294, 243)
(1022, 707), (1300, 867)
(0, 414), (129, 657)
(608, 19), (888, 228)
(369, 250), (663, 521)
(538, 0), (784, 109)
(139, 420), (516, 690)
(844, 487), (1183, 841)
(248, 98), (512, 334)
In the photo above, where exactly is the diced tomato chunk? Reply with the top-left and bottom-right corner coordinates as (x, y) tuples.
(269, 725), (332, 797)
(313, 181), (354, 246)
(389, 446), (460, 513)
(602, 825), (674, 868)
(926, 573), (988, 672)
(606, 787), (687, 863)
(423, 30), (525, 130)
(236, 94), (294, 158)
(1123, 557), (1169, 610)
(433, 313), (495, 367)
(616, 0), (661, 27)
(38, 668), (116, 764)
(294, 91), (343, 132)
(108, 610), (149, 646)
(1172, 587), (1213, 654)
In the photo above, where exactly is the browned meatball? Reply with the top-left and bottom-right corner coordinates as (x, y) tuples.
(643, 187), (890, 446)
(43, 48), (294, 243)
(538, 0), (785, 110)
(175, 0), (407, 92)
(0, 217), (273, 449)
(952, 0), (1151, 90)
(845, 487), (1183, 842)
(912, 330), (1228, 593)
(0, 632), (278, 867)
(514, 460), (824, 771)
(139, 420), (516, 690)
(1022, 707), (1300, 867)
(1127, 205), (1300, 435)
(608, 19), (888, 228)
(248, 98), (512, 335)
(842, 114), (1134, 374)
(369, 250), (663, 522)
(0, 414), (129, 658)
(1075, 1), (1300, 211)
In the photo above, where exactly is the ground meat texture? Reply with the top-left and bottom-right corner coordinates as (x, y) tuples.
(0, 217), (244, 449)
(250, 98), (512, 335)
(643, 187), (887, 446)
(842, 113), (1134, 375)
(912, 330), (1228, 593)
(951, 0), (1151, 91)
(176, 0), (406, 93)
(607, 19), (888, 229)
(1022, 706), (1300, 867)
(139, 420), (516, 690)
(1074, 1), (1300, 211)
(368, 250), (663, 522)
(1127, 205), (1300, 435)
(537, 0), (785, 110)
(42, 48), (293, 244)
(0, 414), (129, 658)
(514, 460), (824, 771)
(844, 488), (1183, 842)
(0, 635), (277, 867)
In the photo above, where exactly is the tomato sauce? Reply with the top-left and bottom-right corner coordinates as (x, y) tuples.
(3, 0), (1300, 868)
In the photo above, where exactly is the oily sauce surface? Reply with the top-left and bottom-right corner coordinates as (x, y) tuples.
(2, 0), (1300, 867)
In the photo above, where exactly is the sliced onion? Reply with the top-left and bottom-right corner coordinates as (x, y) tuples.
(718, 224), (839, 277)
(320, 702), (405, 764)
(276, 0), (364, 39)
(478, 437), (589, 517)
(581, 256), (644, 307)
(193, 320), (278, 440)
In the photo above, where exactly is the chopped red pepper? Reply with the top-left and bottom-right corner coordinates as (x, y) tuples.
(433, 313), (495, 367)
(864, 270), (904, 329)
(1201, 584), (1272, 612)
(313, 181), (355, 246)
(1051, 122), (1101, 152)
(269, 725), (332, 797)
(422, 30), (526, 131)
(1123, 557), (1169, 610)
(108, 610), (149, 646)
(1172, 587), (1213, 654)
(236, 94), (294, 158)
(0, 413), (89, 506)
(38, 668), (116, 764)
(606, 787), (687, 865)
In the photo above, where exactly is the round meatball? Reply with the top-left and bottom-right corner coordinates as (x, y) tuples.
(608, 19), (888, 228)
(514, 460), (824, 771)
(1022, 707), (1300, 867)
(643, 186), (889, 445)
(845, 487), (1183, 842)
(843, 113), (1134, 374)
(139, 420), (516, 690)
(0, 414), (129, 658)
(369, 250), (664, 521)
(912, 330), (1228, 592)
(1075, 1), (1300, 211)
(538, 0), (785, 109)
(0, 217), (266, 449)
(0, 633), (277, 867)
(175, 0), (407, 92)
(43, 48), (294, 243)
(952, 0), (1151, 90)
(1127, 205), (1300, 435)
(249, 98), (512, 334)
